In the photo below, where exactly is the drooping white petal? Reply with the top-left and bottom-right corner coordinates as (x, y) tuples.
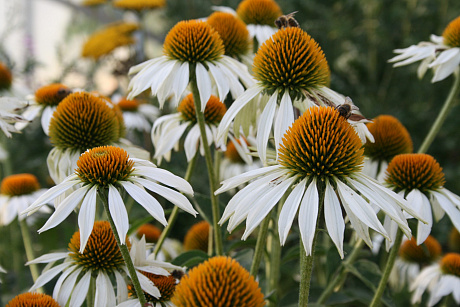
(69, 270), (91, 307)
(208, 62), (230, 99)
(257, 92), (277, 163)
(78, 185), (98, 253)
(115, 270), (128, 303)
(57, 267), (83, 306)
(41, 106), (56, 135)
(132, 167), (194, 195)
(215, 165), (282, 194)
(170, 62), (190, 106)
(274, 92), (294, 154)
(131, 177), (197, 216)
(432, 190), (460, 231)
(406, 190), (432, 245)
(324, 181), (345, 258)
(38, 185), (90, 233)
(108, 184), (130, 245)
(95, 271), (116, 307)
(137, 270), (161, 298)
(26, 252), (69, 265)
(120, 181), (167, 225)
(153, 123), (189, 159)
(28, 262), (70, 292)
(184, 124), (201, 161)
(298, 178), (319, 256)
(431, 50), (460, 82)
(52, 265), (77, 301)
(195, 62), (212, 112)
(278, 178), (307, 245)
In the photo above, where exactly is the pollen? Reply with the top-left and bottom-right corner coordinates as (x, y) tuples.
(440, 253), (460, 277)
(163, 20), (225, 63)
(253, 27), (330, 97)
(364, 115), (413, 162)
(68, 221), (129, 272)
(82, 22), (139, 59)
(129, 272), (177, 303)
(117, 97), (140, 111)
(1, 174), (40, 196)
(136, 223), (162, 243)
(236, 0), (282, 26)
(0, 62), (12, 91)
(171, 256), (265, 307)
(443, 16), (460, 47)
(207, 12), (250, 58)
(6, 292), (60, 307)
(184, 220), (210, 252)
(113, 0), (166, 10)
(48, 92), (121, 152)
(178, 93), (227, 125)
(225, 138), (248, 163)
(76, 146), (134, 187)
(385, 153), (445, 193)
(279, 106), (364, 180)
(399, 236), (442, 264)
(34, 83), (71, 106)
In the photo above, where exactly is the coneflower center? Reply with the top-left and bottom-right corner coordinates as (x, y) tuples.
(35, 84), (71, 106)
(253, 27), (330, 98)
(225, 139), (247, 164)
(236, 0), (282, 26)
(178, 93), (226, 125)
(49, 92), (121, 152)
(385, 153), (445, 193)
(128, 272), (177, 302)
(399, 236), (442, 264)
(1, 174), (40, 196)
(68, 221), (129, 273)
(442, 16), (460, 47)
(6, 293), (60, 307)
(0, 62), (12, 91)
(364, 115), (413, 162)
(440, 253), (460, 277)
(207, 12), (250, 58)
(184, 220), (210, 252)
(163, 20), (224, 63)
(136, 223), (161, 243)
(117, 97), (140, 111)
(76, 146), (134, 187)
(279, 106), (364, 181)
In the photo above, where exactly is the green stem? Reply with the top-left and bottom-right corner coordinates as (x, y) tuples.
(190, 74), (223, 255)
(316, 239), (364, 304)
(418, 72), (460, 154)
(86, 276), (95, 307)
(267, 201), (283, 306)
(299, 183), (325, 306)
(249, 215), (271, 277)
(153, 154), (197, 257)
(98, 189), (147, 306)
(369, 229), (403, 307)
(19, 218), (42, 293)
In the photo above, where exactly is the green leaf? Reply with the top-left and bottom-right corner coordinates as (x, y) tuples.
(171, 250), (209, 267)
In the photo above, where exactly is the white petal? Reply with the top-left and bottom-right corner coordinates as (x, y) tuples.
(26, 252), (69, 265)
(298, 178), (319, 256)
(131, 178), (197, 216)
(115, 270), (128, 303)
(431, 51), (460, 82)
(41, 106), (55, 135)
(274, 91), (294, 154)
(53, 265), (77, 301)
(278, 178), (306, 245)
(406, 190), (432, 244)
(171, 62), (190, 105)
(208, 62), (229, 99)
(432, 190), (460, 231)
(69, 270), (91, 307)
(120, 181), (167, 225)
(57, 267), (83, 305)
(94, 271), (115, 307)
(153, 123), (188, 159)
(38, 185), (90, 233)
(137, 270), (161, 298)
(195, 62), (212, 112)
(215, 165), (281, 193)
(429, 48), (460, 66)
(184, 124), (201, 161)
(132, 167), (193, 195)
(78, 185), (98, 253)
(324, 181), (345, 258)
(256, 92), (277, 164)
(29, 262), (70, 292)
(108, 185), (130, 245)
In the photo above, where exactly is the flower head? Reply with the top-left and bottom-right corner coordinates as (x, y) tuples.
(0, 62), (12, 91)
(137, 223), (162, 243)
(82, 0), (108, 6)
(82, 22), (139, 59)
(207, 12), (251, 59)
(6, 292), (60, 307)
(220, 135), (261, 182)
(0, 173), (48, 225)
(363, 115), (413, 180)
(114, 96), (159, 133)
(15, 83), (72, 134)
(113, 0), (166, 11)
(236, 0), (282, 44)
(23, 145), (197, 252)
(217, 28), (372, 163)
(128, 20), (253, 111)
(217, 107), (418, 258)
(183, 220), (210, 252)
(385, 153), (460, 245)
(171, 256), (265, 307)
(0, 97), (30, 137)
(152, 93), (227, 162)
(389, 16), (460, 82)
(450, 227), (460, 253)
(411, 253), (460, 306)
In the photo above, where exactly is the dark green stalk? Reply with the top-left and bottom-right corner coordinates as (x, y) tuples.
(19, 219), (42, 293)
(249, 215), (271, 277)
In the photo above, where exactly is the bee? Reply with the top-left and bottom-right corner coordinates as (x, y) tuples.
(171, 269), (185, 280)
(275, 11), (299, 29)
(336, 97), (370, 122)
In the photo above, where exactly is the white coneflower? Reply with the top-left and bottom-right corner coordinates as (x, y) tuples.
(216, 106), (421, 258)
